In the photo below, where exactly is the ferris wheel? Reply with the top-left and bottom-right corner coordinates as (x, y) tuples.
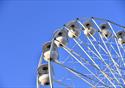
(36, 17), (125, 88)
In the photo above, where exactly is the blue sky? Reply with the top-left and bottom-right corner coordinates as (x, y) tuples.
(0, 0), (125, 88)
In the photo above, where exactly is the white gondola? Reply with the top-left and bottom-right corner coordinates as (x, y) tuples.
(116, 31), (125, 45)
(100, 23), (112, 38)
(66, 21), (81, 38)
(42, 41), (58, 61)
(83, 21), (96, 36)
(54, 29), (68, 47)
(38, 64), (49, 86)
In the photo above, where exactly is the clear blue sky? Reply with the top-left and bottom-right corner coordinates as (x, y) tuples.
(0, 0), (125, 88)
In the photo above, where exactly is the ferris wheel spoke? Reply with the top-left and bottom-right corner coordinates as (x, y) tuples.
(87, 36), (122, 85)
(55, 36), (116, 87)
(92, 19), (123, 78)
(62, 43), (78, 64)
(61, 44), (116, 88)
(64, 26), (101, 67)
(81, 23), (122, 72)
(86, 33), (123, 86)
(73, 38), (100, 69)
(109, 43), (121, 58)
(64, 26), (104, 67)
(55, 61), (95, 88)
(77, 38), (116, 72)
(76, 37), (106, 60)
(64, 25), (116, 86)
(74, 19), (122, 87)
(95, 63), (114, 87)
(87, 32), (121, 70)
(54, 60), (110, 88)
(77, 20), (109, 55)
(96, 62), (124, 87)
(90, 17), (125, 69)
(92, 19), (125, 86)
(94, 72), (118, 88)
(108, 22), (125, 68)
(120, 45), (125, 55)
(72, 38), (117, 88)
